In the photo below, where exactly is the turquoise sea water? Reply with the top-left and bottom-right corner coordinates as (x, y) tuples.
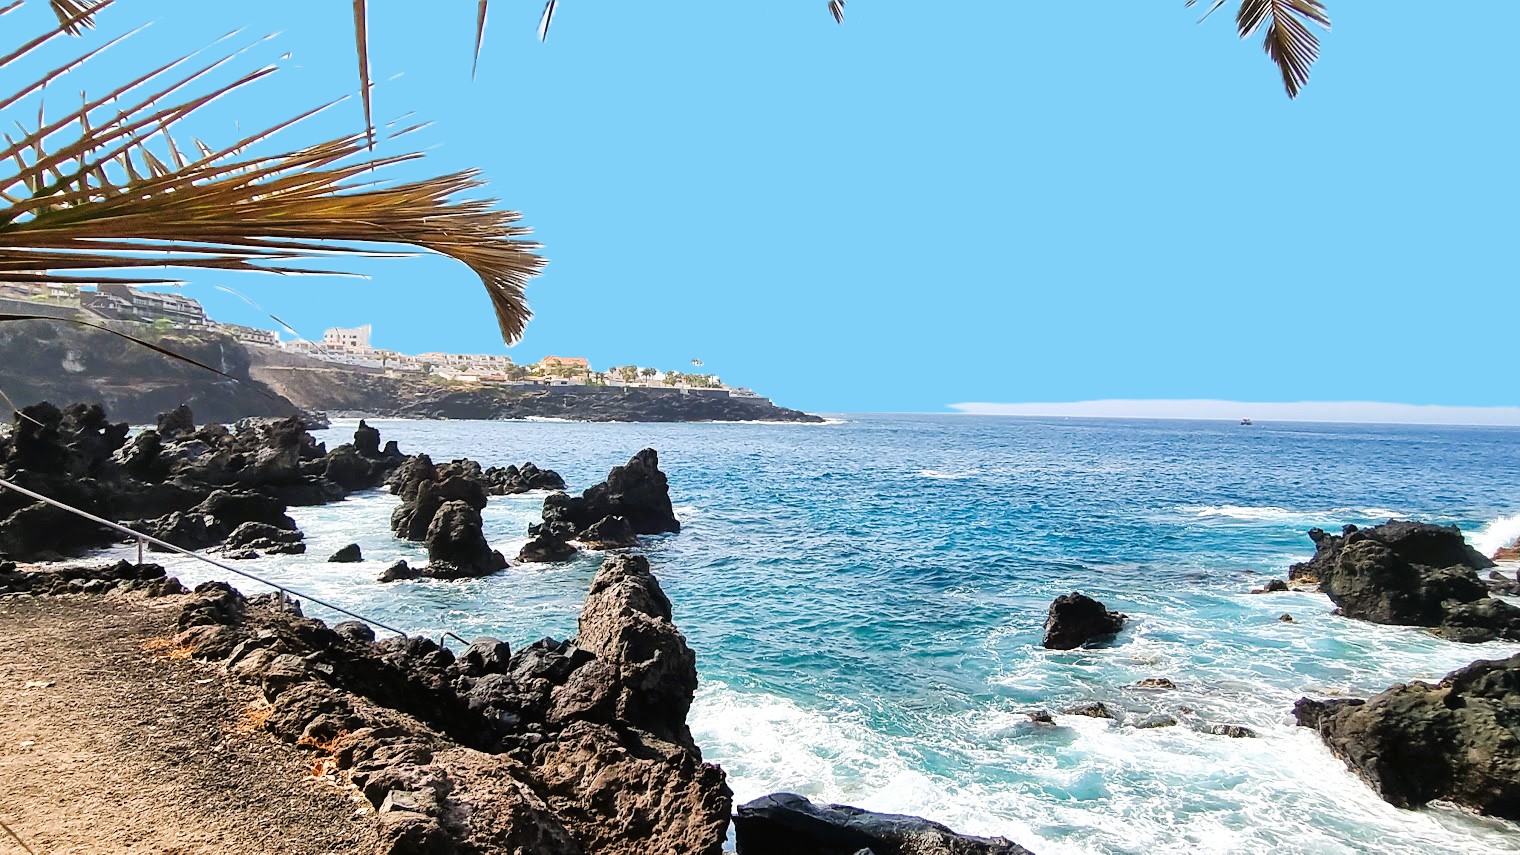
(113, 415), (1520, 854)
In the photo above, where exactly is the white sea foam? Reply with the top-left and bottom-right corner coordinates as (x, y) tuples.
(1188, 505), (1405, 524)
(916, 469), (978, 480)
(1468, 511), (1520, 558)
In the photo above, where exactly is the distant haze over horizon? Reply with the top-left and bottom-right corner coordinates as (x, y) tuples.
(949, 400), (1520, 427)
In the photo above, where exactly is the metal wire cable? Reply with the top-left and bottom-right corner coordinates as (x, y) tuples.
(0, 475), (408, 638)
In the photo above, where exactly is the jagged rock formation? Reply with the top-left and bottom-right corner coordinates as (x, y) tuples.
(483, 462), (566, 495)
(1295, 652), (1520, 818)
(386, 455), (506, 579)
(170, 554), (731, 853)
(519, 449), (678, 563)
(733, 793), (1033, 854)
(1041, 592), (1127, 650)
(0, 402), (405, 562)
(424, 501), (507, 579)
(1287, 520), (1520, 642)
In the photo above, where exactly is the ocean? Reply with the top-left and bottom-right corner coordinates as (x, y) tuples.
(112, 414), (1520, 854)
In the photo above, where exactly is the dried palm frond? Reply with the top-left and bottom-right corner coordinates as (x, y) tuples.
(1188, 0), (1331, 98)
(2, 4), (544, 345)
(48, 0), (96, 34)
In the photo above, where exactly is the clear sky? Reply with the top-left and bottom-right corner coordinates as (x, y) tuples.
(9, 2), (1518, 414)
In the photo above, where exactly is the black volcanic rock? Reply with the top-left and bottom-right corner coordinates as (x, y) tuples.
(0, 401), (409, 561)
(378, 560), (418, 583)
(733, 792), (1032, 855)
(156, 403), (196, 440)
(535, 449), (679, 545)
(1288, 520), (1520, 642)
(518, 521), (578, 564)
(164, 553), (731, 853)
(329, 543), (362, 563)
(580, 515), (638, 549)
(1295, 652), (1520, 818)
(391, 472), (488, 543)
(225, 521), (305, 555)
(423, 500), (506, 579)
(1042, 592), (1126, 650)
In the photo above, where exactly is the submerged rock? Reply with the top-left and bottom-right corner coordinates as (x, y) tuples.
(378, 560), (418, 583)
(1289, 520), (1520, 642)
(1041, 592), (1126, 650)
(1204, 724), (1257, 738)
(1062, 702), (1115, 719)
(1295, 652), (1520, 818)
(733, 792), (1033, 855)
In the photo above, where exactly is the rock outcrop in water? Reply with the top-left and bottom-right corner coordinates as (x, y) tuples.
(519, 449), (678, 563)
(1287, 521), (1520, 642)
(733, 793), (1034, 854)
(1295, 652), (1520, 818)
(1041, 592), (1127, 650)
(0, 402), (405, 562)
(385, 454), (508, 579)
(168, 554), (731, 853)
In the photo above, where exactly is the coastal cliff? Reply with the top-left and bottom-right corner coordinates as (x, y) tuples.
(251, 364), (824, 423)
(0, 320), (821, 423)
(0, 319), (299, 424)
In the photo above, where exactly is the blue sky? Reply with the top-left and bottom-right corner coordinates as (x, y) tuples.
(9, 2), (1518, 414)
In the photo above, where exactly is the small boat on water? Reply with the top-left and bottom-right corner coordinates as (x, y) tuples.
(1240, 418), (1254, 426)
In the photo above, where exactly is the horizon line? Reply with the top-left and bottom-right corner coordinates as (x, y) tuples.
(943, 399), (1520, 427)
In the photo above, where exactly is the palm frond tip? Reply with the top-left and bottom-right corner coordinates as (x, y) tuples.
(1188, 0), (1331, 98)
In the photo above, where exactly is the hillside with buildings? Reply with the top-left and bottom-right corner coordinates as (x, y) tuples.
(0, 282), (821, 423)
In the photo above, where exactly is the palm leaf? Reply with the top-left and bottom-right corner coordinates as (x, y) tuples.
(48, 0), (97, 35)
(474, 1), (490, 76)
(3, 7), (544, 346)
(829, 1), (846, 25)
(1188, 0), (1331, 98)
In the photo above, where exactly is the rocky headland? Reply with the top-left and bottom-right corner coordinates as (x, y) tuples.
(0, 320), (823, 424)
(253, 364), (825, 423)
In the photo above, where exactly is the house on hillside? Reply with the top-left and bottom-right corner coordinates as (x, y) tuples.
(537, 355), (591, 379)
(83, 284), (206, 327)
(216, 323), (279, 347)
(322, 325), (372, 350)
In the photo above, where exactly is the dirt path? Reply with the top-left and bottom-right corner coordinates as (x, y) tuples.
(0, 592), (378, 855)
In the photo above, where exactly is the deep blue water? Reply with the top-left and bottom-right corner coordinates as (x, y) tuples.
(121, 414), (1520, 854)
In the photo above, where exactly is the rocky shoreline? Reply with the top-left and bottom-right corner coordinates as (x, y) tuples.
(4, 399), (1519, 849)
(0, 401), (1012, 853)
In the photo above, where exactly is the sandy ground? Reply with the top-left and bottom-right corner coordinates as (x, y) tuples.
(0, 592), (378, 854)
